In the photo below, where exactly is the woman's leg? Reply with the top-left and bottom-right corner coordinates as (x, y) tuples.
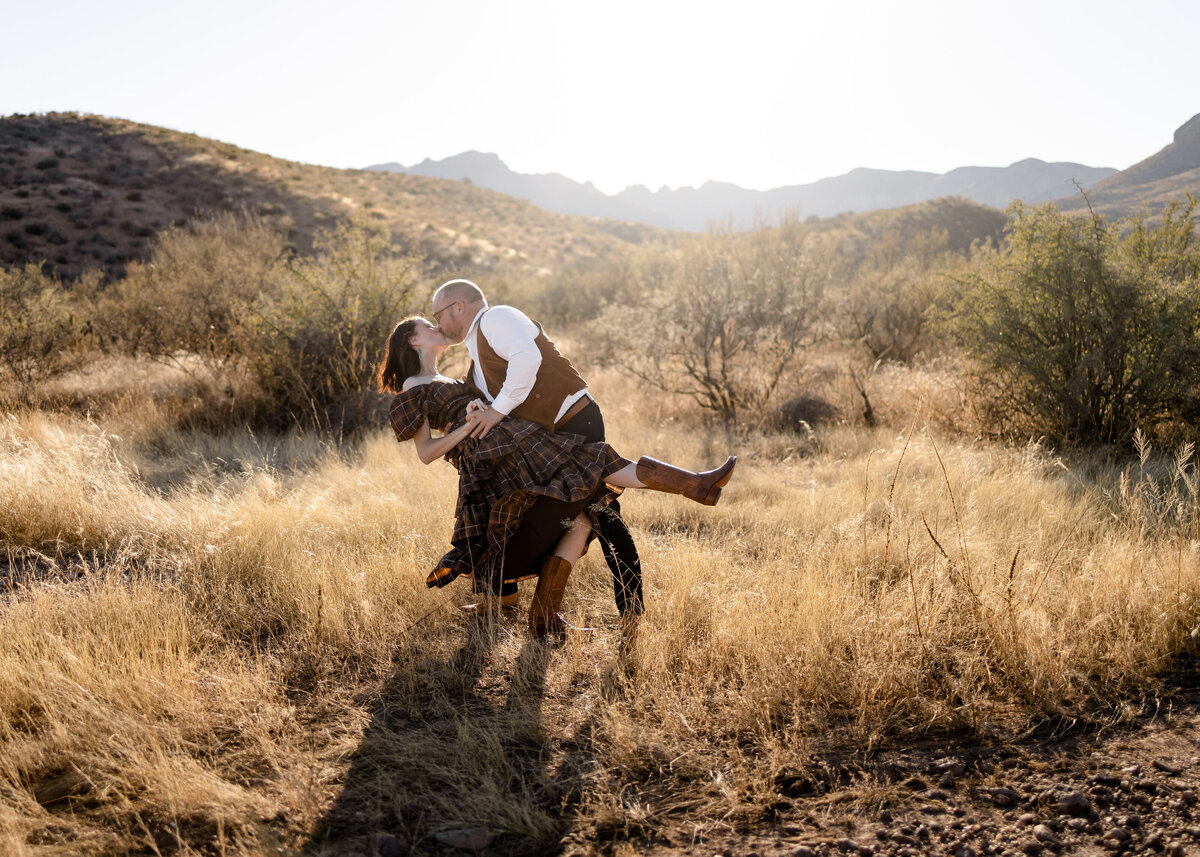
(604, 456), (738, 506)
(530, 514), (594, 638)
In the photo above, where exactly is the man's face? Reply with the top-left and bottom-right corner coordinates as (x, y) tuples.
(432, 297), (466, 342)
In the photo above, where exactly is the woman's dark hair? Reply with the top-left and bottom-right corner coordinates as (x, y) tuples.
(376, 316), (424, 393)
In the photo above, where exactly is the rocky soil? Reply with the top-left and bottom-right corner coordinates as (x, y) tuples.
(645, 692), (1200, 857)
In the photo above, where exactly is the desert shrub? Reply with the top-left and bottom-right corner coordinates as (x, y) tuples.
(237, 215), (422, 430)
(840, 227), (963, 363)
(99, 210), (289, 373)
(0, 264), (89, 403)
(588, 221), (829, 432)
(778, 394), (838, 430)
(948, 198), (1200, 444)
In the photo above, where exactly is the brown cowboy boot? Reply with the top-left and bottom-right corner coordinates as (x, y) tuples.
(528, 555), (593, 639)
(635, 455), (737, 505)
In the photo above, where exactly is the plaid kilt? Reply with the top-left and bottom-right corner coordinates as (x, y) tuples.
(390, 381), (628, 592)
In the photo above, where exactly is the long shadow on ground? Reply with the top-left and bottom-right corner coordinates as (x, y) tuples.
(305, 619), (603, 856)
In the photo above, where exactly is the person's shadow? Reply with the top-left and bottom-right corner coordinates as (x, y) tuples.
(304, 618), (564, 856)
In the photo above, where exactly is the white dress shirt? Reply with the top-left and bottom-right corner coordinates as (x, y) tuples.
(465, 304), (588, 423)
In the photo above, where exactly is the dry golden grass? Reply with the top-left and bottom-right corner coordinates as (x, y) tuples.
(2, 369), (1199, 855)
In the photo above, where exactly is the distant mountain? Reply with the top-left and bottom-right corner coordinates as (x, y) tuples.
(1057, 113), (1200, 218)
(0, 114), (663, 279)
(368, 153), (1116, 231)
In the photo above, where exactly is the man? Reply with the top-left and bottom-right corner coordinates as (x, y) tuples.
(433, 278), (644, 641)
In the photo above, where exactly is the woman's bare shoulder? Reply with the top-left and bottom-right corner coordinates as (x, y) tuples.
(402, 375), (431, 392)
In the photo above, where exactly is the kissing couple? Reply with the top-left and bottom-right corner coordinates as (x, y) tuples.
(378, 279), (736, 644)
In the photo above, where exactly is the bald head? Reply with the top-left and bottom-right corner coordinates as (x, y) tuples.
(431, 279), (487, 343)
(433, 279), (485, 307)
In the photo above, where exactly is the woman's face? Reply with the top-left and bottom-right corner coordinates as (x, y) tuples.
(409, 318), (450, 352)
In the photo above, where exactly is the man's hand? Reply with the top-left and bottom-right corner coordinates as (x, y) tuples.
(467, 405), (504, 439)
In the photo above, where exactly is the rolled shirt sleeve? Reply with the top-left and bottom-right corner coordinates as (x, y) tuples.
(478, 306), (542, 416)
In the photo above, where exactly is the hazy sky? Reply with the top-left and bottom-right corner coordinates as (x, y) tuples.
(3, 0), (1197, 194)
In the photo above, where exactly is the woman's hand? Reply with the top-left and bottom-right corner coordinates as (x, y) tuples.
(466, 398), (488, 415)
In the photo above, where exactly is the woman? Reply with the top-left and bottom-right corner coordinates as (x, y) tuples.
(378, 316), (735, 637)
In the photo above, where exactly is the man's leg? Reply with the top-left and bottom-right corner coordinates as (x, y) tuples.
(557, 402), (644, 617)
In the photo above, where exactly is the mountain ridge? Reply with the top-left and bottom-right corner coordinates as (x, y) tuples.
(368, 152), (1116, 230)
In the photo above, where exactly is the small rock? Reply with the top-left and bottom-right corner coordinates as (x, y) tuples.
(793, 848), (817, 857)
(836, 839), (857, 852)
(1154, 759), (1183, 775)
(953, 847), (978, 857)
(1166, 842), (1186, 857)
(926, 789), (951, 801)
(1055, 790), (1094, 817)
(1032, 824), (1061, 846)
(1066, 818), (1090, 832)
(897, 849), (921, 857)
(1144, 832), (1163, 849)
(375, 835), (406, 857)
(433, 827), (493, 851)
(1102, 827), (1131, 847)
(1017, 813), (1038, 826)
(988, 788), (1021, 808)
(1120, 813), (1141, 828)
(1122, 765), (1141, 776)
(1182, 790), (1197, 806)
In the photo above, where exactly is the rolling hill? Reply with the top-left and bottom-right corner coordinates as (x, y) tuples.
(0, 113), (663, 280)
(1056, 112), (1200, 218)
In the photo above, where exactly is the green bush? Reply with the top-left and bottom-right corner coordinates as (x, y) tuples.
(0, 264), (89, 403)
(237, 215), (421, 430)
(948, 198), (1200, 444)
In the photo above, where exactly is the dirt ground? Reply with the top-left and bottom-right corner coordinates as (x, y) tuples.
(641, 690), (1200, 857)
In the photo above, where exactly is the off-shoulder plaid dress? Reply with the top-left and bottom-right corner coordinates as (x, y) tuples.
(390, 379), (629, 593)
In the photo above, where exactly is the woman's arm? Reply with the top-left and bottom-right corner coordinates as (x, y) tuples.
(412, 417), (475, 465)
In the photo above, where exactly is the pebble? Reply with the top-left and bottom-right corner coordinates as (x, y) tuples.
(1017, 813), (1038, 827)
(1166, 842), (1186, 857)
(988, 788), (1021, 807)
(1102, 827), (1131, 846)
(793, 848), (816, 857)
(375, 834), (406, 857)
(1055, 789), (1094, 817)
(1032, 824), (1061, 846)
(836, 838), (857, 852)
(433, 828), (492, 850)
(1154, 758), (1183, 775)
(1066, 818), (1090, 832)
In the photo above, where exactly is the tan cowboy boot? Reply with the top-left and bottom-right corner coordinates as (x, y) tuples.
(528, 555), (593, 639)
(635, 455), (737, 505)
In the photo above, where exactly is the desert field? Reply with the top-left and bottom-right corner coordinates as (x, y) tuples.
(3, 361), (1199, 856)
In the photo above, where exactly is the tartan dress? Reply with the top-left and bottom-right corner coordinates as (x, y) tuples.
(389, 379), (628, 593)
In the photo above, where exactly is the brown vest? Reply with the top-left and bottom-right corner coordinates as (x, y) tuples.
(468, 310), (587, 431)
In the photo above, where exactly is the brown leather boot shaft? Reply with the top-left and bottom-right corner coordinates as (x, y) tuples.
(635, 455), (737, 505)
(529, 555), (572, 637)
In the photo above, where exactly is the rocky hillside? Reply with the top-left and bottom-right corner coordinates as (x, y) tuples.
(1057, 112), (1200, 218)
(0, 113), (662, 279)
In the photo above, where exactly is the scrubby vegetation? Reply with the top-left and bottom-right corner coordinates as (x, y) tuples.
(3, 171), (1200, 854)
